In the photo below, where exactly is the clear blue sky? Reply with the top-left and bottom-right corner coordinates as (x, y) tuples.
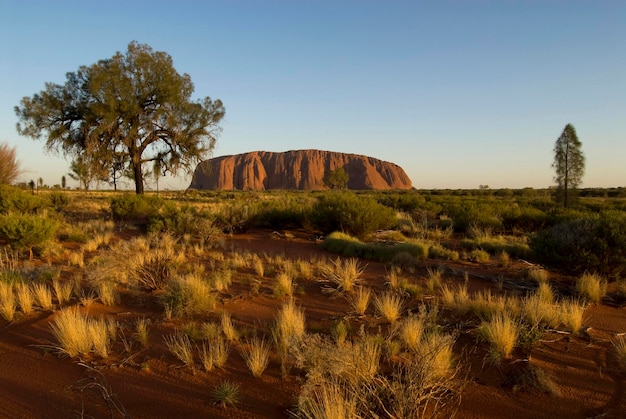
(1, 0), (624, 190)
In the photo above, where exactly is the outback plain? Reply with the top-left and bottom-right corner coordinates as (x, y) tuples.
(1, 187), (626, 418)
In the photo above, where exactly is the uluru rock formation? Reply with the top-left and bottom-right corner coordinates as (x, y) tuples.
(189, 149), (412, 191)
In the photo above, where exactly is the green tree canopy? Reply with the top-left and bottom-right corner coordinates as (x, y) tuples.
(15, 41), (225, 194)
(552, 124), (585, 208)
(323, 167), (349, 190)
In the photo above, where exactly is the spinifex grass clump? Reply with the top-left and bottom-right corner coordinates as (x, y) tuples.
(32, 283), (53, 310)
(575, 272), (606, 303)
(15, 282), (34, 315)
(374, 291), (404, 323)
(613, 336), (626, 372)
(479, 312), (519, 364)
(50, 306), (112, 358)
(239, 337), (271, 377)
(320, 257), (364, 293)
(560, 299), (586, 335)
(220, 312), (239, 342)
(349, 286), (371, 316)
(273, 272), (294, 297)
(164, 332), (194, 367)
(0, 282), (16, 321)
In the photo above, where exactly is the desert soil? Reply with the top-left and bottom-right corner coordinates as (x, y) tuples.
(1, 229), (626, 418)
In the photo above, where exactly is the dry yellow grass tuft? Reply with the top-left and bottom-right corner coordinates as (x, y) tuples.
(374, 291), (404, 323)
(479, 312), (519, 363)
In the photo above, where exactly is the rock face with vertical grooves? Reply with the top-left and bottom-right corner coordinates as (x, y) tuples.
(189, 150), (412, 190)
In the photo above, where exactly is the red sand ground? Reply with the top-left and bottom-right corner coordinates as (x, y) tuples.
(1, 229), (626, 418)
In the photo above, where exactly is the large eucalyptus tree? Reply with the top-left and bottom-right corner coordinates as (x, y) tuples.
(15, 41), (225, 194)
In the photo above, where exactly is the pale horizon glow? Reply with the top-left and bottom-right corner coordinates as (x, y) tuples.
(1, 1), (624, 190)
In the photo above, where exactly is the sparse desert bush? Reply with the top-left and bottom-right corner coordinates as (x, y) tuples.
(295, 380), (358, 419)
(479, 312), (519, 363)
(293, 332), (459, 419)
(161, 272), (217, 317)
(50, 306), (112, 358)
(374, 291), (403, 323)
(575, 272), (606, 303)
(128, 233), (186, 290)
(239, 337), (271, 377)
(164, 332), (194, 367)
(415, 331), (456, 380)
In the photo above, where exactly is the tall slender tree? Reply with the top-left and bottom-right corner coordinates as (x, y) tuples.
(15, 41), (225, 194)
(552, 124), (585, 208)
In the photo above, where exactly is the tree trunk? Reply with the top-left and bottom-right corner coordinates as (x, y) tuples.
(132, 159), (144, 194)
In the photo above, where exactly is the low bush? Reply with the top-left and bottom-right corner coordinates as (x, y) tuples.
(530, 211), (626, 277)
(0, 213), (58, 259)
(0, 185), (47, 214)
(110, 194), (163, 229)
(322, 231), (428, 263)
(310, 192), (396, 239)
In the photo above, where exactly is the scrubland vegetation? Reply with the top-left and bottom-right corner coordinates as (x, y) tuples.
(1, 184), (626, 417)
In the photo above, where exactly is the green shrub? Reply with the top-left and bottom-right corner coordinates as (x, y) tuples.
(428, 244), (460, 261)
(310, 192), (396, 238)
(0, 213), (58, 258)
(47, 192), (71, 211)
(148, 202), (220, 239)
(321, 232), (428, 263)
(0, 185), (47, 214)
(530, 211), (626, 277)
(250, 196), (310, 229)
(468, 249), (490, 263)
(110, 194), (163, 228)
